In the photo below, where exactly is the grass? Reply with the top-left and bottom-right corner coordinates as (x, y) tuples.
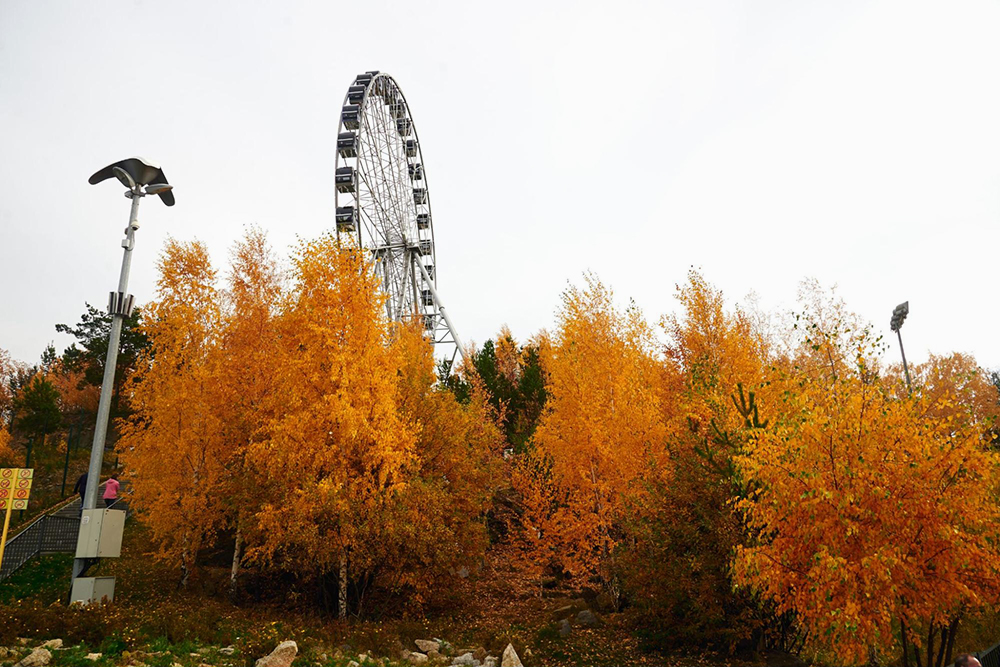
(0, 553), (72, 605)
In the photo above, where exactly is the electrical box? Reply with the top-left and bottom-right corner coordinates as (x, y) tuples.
(70, 576), (115, 605)
(75, 509), (126, 558)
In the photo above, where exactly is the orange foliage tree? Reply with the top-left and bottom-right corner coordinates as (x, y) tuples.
(515, 275), (668, 605)
(117, 239), (228, 586)
(733, 316), (1000, 666)
(622, 271), (778, 651)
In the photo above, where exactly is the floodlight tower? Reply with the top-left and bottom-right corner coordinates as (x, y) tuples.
(70, 158), (174, 594)
(890, 301), (911, 394)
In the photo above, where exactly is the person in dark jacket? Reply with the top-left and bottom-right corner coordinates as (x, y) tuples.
(73, 472), (88, 504)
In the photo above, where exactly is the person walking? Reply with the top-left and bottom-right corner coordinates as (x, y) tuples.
(73, 472), (88, 516)
(102, 473), (120, 508)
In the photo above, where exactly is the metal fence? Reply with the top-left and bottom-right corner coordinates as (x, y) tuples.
(0, 499), (128, 582)
(974, 640), (1000, 667)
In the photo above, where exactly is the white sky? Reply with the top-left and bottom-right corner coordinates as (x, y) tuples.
(1, 1), (998, 368)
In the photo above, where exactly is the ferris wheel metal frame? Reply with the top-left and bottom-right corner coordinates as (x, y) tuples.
(333, 70), (467, 367)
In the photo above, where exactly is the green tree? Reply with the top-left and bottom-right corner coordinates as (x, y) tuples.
(56, 303), (148, 420)
(13, 375), (62, 453)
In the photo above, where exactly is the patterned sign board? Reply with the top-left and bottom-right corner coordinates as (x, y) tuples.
(0, 469), (32, 510)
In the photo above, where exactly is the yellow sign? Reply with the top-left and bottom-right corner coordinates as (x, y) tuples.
(0, 468), (33, 571)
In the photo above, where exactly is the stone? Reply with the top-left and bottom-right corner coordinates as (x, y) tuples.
(254, 640), (298, 667)
(457, 566), (469, 579)
(594, 592), (615, 612)
(0, 648), (10, 659)
(15, 648), (52, 667)
(415, 640), (440, 654)
(408, 652), (429, 665)
(500, 645), (522, 667)
(576, 609), (599, 627)
(348, 662), (360, 667)
(84, 655), (101, 662)
(220, 646), (236, 656)
(558, 619), (572, 637)
(40, 640), (62, 650)
(550, 603), (584, 622)
(452, 654), (475, 666)
(473, 647), (487, 662)
(484, 658), (497, 667)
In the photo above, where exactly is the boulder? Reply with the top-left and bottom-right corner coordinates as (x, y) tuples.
(348, 662), (360, 667)
(15, 648), (52, 667)
(40, 640), (62, 650)
(484, 658), (498, 667)
(452, 653), (476, 666)
(576, 610), (600, 627)
(473, 647), (487, 662)
(415, 640), (440, 654)
(594, 592), (616, 612)
(500, 644), (522, 667)
(219, 646), (236, 656)
(408, 652), (429, 665)
(254, 640), (298, 667)
(84, 655), (101, 662)
(558, 619), (572, 637)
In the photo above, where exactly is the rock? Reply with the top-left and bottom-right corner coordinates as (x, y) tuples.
(484, 658), (498, 667)
(400, 649), (412, 660)
(17, 639), (30, 647)
(16, 648), (52, 667)
(500, 645), (522, 667)
(40, 640), (62, 650)
(172, 663), (183, 667)
(457, 566), (469, 579)
(408, 652), (429, 665)
(550, 602), (586, 622)
(254, 640), (298, 667)
(0, 648), (10, 659)
(85, 655), (101, 662)
(559, 618), (572, 637)
(576, 609), (600, 627)
(415, 640), (440, 654)
(452, 653), (475, 666)
(348, 662), (360, 667)
(473, 647), (487, 662)
(594, 592), (615, 612)
(220, 646), (236, 656)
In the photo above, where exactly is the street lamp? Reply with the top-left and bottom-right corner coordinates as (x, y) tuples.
(71, 157), (173, 592)
(890, 301), (911, 394)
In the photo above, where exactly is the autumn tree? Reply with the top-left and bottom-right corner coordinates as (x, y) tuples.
(117, 239), (228, 586)
(622, 271), (778, 652)
(216, 227), (284, 595)
(514, 275), (668, 605)
(733, 316), (1000, 666)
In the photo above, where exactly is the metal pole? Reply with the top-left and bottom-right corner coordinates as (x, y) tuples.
(897, 329), (912, 395)
(0, 469), (19, 573)
(413, 258), (469, 365)
(71, 189), (141, 583)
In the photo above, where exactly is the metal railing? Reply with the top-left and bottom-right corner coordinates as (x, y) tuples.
(0, 498), (127, 582)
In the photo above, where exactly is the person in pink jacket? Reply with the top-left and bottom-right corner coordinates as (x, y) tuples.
(103, 473), (120, 508)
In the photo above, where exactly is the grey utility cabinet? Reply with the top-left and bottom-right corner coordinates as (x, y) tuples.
(70, 576), (115, 605)
(75, 509), (126, 558)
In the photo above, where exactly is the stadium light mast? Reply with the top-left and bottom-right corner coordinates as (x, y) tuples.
(890, 301), (911, 394)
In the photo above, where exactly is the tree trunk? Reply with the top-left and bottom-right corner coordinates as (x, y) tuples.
(926, 625), (936, 667)
(936, 625), (948, 667)
(901, 620), (909, 667)
(339, 550), (348, 619)
(229, 520), (243, 599)
(944, 617), (959, 667)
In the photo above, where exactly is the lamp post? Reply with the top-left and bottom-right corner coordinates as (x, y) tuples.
(70, 158), (174, 589)
(890, 301), (911, 394)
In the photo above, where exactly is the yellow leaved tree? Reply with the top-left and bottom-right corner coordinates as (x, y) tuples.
(117, 239), (228, 586)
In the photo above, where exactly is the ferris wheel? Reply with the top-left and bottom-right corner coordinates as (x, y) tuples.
(334, 70), (467, 366)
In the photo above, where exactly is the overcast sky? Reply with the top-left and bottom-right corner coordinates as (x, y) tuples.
(1, 1), (998, 369)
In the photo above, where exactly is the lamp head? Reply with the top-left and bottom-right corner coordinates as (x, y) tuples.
(90, 157), (175, 206)
(890, 301), (909, 332)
